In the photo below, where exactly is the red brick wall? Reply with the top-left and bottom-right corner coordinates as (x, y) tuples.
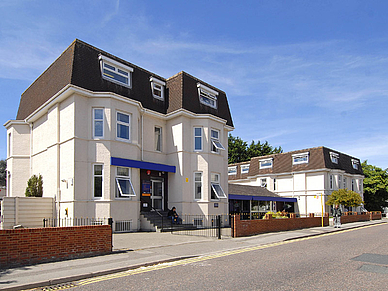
(0, 225), (112, 269)
(370, 211), (382, 220)
(341, 212), (370, 224)
(232, 214), (329, 238)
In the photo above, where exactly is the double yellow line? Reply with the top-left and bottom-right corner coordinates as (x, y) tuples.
(75, 224), (378, 287)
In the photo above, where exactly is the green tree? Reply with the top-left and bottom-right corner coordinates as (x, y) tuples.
(228, 134), (249, 164)
(326, 189), (363, 208)
(228, 134), (283, 164)
(362, 161), (388, 211)
(247, 140), (283, 159)
(0, 159), (6, 186)
(25, 174), (43, 197)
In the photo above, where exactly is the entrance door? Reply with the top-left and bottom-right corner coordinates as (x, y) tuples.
(151, 179), (164, 211)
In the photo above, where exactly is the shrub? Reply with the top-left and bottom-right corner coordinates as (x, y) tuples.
(25, 174), (43, 197)
(263, 211), (288, 219)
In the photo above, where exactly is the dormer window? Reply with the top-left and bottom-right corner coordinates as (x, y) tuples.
(292, 152), (309, 165)
(228, 166), (237, 175)
(197, 83), (218, 109)
(241, 164), (250, 174)
(259, 158), (273, 169)
(330, 152), (339, 164)
(99, 55), (133, 88)
(351, 159), (359, 170)
(150, 77), (165, 100)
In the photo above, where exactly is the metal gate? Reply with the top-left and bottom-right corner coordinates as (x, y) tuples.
(170, 214), (231, 239)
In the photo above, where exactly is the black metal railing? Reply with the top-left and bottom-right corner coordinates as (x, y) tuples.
(43, 217), (112, 228)
(170, 214), (230, 239)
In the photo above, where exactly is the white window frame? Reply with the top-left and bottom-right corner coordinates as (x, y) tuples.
(8, 132), (11, 157)
(260, 178), (267, 188)
(155, 126), (162, 152)
(329, 174), (334, 190)
(210, 173), (227, 200)
(228, 166), (237, 175)
(273, 178), (277, 191)
(241, 164), (250, 174)
(93, 108), (104, 139)
(259, 158), (273, 169)
(330, 152), (339, 164)
(99, 55), (133, 88)
(115, 167), (136, 198)
(194, 172), (202, 200)
(338, 175), (342, 189)
(358, 180), (363, 193)
(116, 111), (131, 142)
(343, 177), (347, 189)
(292, 152), (309, 165)
(351, 159), (359, 170)
(197, 83), (218, 109)
(150, 77), (165, 100)
(93, 164), (103, 199)
(194, 127), (203, 151)
(210, 129), (225, 153)
(352, 179), (355, 191)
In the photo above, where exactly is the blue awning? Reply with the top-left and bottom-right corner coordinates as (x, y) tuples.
(111, 157), (176, 173)
(229, 194), (297, 203)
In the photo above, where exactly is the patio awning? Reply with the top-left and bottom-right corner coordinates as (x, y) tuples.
(229, 194), (297, 203)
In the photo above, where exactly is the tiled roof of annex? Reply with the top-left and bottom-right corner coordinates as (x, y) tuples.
(228, 146), (364, 181)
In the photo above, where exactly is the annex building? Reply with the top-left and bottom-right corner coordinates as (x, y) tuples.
(4, 39), (234, 231)
(228, 146), (364, 216)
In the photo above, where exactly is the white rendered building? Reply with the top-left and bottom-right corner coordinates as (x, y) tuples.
(4, 40), (234, 231)
(228, 147), (364, 216)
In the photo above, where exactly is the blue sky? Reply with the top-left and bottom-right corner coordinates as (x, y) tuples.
(1, 0), (388, 169)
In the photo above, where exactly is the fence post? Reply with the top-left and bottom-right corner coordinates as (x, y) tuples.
(108, 217), (114, 248)
(217, 215), (221, 239)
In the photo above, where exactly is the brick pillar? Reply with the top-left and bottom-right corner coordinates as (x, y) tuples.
(233, 214), (240, 238)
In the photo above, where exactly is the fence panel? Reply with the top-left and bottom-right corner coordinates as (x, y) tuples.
(171, 214), (231, 238)
(43, 217), (111, 228)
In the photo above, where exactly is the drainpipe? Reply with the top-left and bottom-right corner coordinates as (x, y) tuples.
(56, 105), (61, 221)
(29, 123), (33, 177)
(141, 110), (144, 161)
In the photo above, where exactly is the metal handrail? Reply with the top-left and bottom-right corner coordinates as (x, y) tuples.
(150, 205), (165, 231)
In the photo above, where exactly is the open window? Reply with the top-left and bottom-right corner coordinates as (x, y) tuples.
(197, 83), (218, 109)
(210, 173), (227, 199)
(241, 164), (250, 174)
(228, 166), (237, 175)
(116, 167), (136, 198)
(99, 55), (133, 88)
(259, 158), (273, 169)
(150, 77), (165, 100)
(292, 152), (309, 165)
(211, 129), (225, 153)
(330, 152), (339, 164)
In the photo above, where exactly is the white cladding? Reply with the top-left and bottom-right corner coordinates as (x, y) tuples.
(5, 87), (231, 230)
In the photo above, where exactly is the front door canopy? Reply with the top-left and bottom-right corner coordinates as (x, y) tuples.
(111, 157), (176, 173)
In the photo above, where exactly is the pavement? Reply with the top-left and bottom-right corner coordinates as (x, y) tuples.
(1, 219), (387, 291)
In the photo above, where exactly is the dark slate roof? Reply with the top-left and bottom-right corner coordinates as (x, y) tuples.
(229, 146), (363, 180)
(16, 39), (234, 127)
(228, 183), (280, 198)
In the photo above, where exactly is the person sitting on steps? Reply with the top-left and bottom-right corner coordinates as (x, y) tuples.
(168, 207), (182, 225)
